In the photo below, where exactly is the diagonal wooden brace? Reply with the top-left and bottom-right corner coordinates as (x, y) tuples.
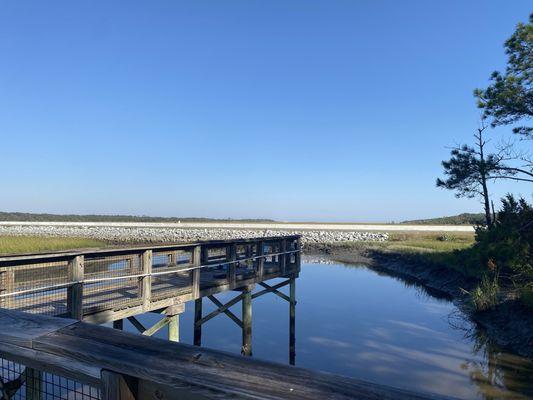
(196, 294), (243, 328)
(252, 280), (291, 302)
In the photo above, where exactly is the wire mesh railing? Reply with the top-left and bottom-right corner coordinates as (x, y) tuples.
(0, 236), (301, 320)
(0, 358), (100, 400)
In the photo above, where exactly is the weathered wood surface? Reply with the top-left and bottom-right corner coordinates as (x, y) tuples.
(0, 308), (76, 347)
(0, 309), (455, 400)
(0, 235), (301, 266)
(0, 236), (300, 324)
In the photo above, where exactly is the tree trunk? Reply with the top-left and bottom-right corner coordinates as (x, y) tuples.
(478, 128), (492, 227)
(481, 175), (492, 227)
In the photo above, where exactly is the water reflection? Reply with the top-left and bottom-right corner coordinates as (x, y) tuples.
(126, 258), (533, 400)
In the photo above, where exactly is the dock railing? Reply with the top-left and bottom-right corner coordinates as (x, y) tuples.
(0, 308), (452, 400)
(0, 236), (301, 322)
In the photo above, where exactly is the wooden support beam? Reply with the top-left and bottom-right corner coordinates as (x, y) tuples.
(101, 369), (138, 400)
(207, 295), (243, 329)
(127, 316), (146, 334)
(241, 289), (252, 356)
(168, 315), (179, 342)
(113, 319), (123, 330)
(290, 276), (296, 365)
(141, 250), (152, 311)
(67, 255), (84, 320)
(193, 298), (202, 346)
(126, 315), (170, 337)
(164, 303), (185, 316)
(252, 280), (290, 302)
(198, 293), (243, 326)
(142, 317), (170, 337)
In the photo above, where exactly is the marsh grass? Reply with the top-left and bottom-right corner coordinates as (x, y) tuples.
(338, 232), (481, 278)
(385, 232), (475, 252)
(469, 275), (500, 311)
(0, 236), (108, 255)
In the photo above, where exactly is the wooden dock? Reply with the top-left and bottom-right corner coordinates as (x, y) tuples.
(0, 309), (454, 400)
(0, 236), (454, 399)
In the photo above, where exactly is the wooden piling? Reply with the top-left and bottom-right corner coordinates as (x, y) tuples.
(241, 288), (252, 356)
(289, 276), (296, 365)
(194, 298), (202, 346)
(168, 315), (179, 342)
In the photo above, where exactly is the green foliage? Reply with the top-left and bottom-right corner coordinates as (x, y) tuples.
(436, 142), (506, 202)
(402, 213), (485, 225)
(472, 195), (533, 282)
(470, 274), (500, 312)
(521, 288), (533, 308)
(474, 14), (532, 138)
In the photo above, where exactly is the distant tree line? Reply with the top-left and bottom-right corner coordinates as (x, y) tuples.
(402, 213), (486, 225)
(0, 212), (276, 224)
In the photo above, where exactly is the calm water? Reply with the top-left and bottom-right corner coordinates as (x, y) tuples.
(125, 258), (533, 400)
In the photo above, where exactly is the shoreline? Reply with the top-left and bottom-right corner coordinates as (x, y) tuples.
(304, 243), (533, 360)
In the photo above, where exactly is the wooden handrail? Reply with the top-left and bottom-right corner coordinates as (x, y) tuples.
(0, 309), (455, 400)
(0, 237), (302, 323)
(0, 235), (301, 266)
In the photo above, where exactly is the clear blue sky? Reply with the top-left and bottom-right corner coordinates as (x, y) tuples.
(0, 1), (531, 222)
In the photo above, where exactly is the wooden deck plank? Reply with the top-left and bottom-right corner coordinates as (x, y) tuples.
(30, 321), (454, 400)
(0, 308), (77, 348)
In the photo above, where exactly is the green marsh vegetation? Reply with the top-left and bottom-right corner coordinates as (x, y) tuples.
(0, 236), (108, 255)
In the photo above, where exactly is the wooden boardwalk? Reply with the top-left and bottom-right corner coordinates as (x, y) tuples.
(0, 236), (300, 324)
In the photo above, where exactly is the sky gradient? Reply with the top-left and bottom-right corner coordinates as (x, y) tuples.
(1, 1), (531, 222)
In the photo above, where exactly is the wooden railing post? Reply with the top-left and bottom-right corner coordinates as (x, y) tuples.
(192, 246), (201, 299)
(142, 250), (152, 311)
(67, 255), (84, 320)
(295, 237), (301, 269)
(0, 268), (15, 309)
(101, 370), (138, 400)
(228, 243), (237, 288)
(201, 246), (209, 266)
(25, 367), (42, 400)
(192, 245), (202, 346)
(257, 241), (264, 279)
(280, 239), (287, 276)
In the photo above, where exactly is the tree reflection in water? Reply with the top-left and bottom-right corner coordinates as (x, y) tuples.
(448, 310), (533, 400)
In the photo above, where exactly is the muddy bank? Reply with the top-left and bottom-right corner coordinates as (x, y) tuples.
(304, 243), (533, 360)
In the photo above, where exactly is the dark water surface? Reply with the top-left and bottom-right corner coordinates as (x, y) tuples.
(125, 258), (533, 399)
